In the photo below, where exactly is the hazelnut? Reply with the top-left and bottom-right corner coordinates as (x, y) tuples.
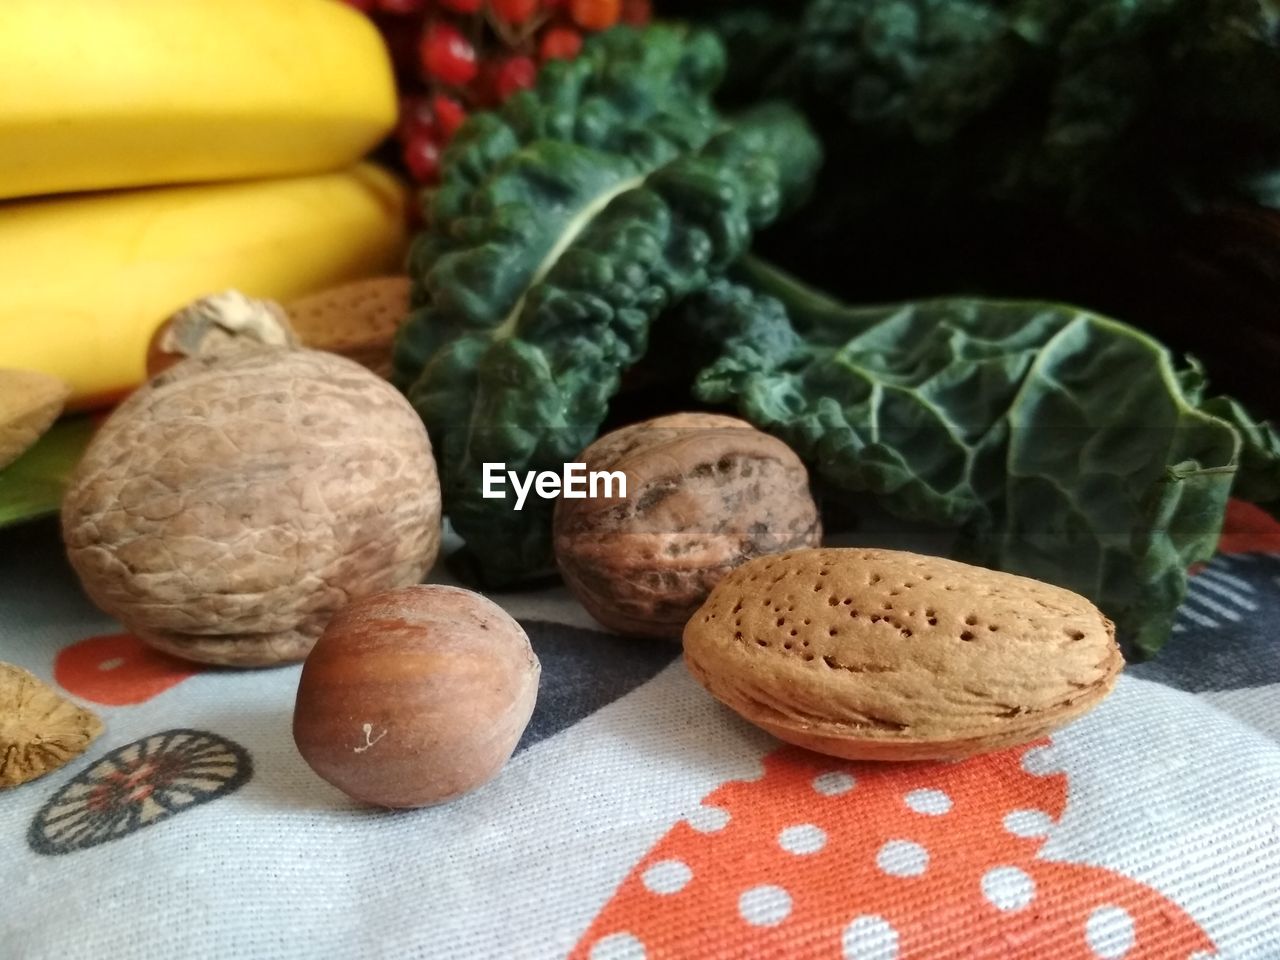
(554, 413), (822, 639)
(292, 585), (540, 809)
(62, 348), (441, 667)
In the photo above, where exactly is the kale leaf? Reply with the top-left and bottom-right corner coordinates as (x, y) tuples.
(699, 0), (1280, 225)
(689, 260), (1280, 657)
(393, 26), (822, 584)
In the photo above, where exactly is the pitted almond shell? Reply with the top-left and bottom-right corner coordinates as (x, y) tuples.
(285, 276), (409, 379)
(683, 547), (1122, 761)
(0, 369), (69, 470)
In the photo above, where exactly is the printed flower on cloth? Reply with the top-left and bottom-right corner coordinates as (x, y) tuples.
(572, 740), (1213, 959)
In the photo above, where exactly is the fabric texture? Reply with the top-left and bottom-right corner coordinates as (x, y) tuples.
(1, 505), (1279, 959)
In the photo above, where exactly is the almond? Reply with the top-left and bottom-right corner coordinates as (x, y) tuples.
(0, 368), (69, 470)
(284, 276), (410, 379)
(683, 547), (1122, 761)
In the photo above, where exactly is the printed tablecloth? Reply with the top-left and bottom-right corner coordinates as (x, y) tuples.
(2, 503), (1279, 959)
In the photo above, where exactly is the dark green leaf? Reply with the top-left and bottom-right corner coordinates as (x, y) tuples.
(394, 26), (823, 584)
(691, 261), (1276, 657)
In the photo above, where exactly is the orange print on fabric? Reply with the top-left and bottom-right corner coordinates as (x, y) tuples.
(1216, 499), (1280, 556)
(55, 633), (200, 706)
(572, 741), (1213, 959)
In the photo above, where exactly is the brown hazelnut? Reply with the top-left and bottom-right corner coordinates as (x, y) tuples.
(554, 413), (822, 639)
(292, 585), (540, 809)
(62, 348), (441, 667)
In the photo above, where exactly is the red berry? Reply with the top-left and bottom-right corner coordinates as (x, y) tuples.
(539, 25), (582, 60)
(404, 133), (442, 184)
(398, 95), (438, 140)
(620, 0), (650, 24)
(432, 94), (468, 139)
(494, 56), (538, 100)
(569, 0), (619, 30)
(378, 0), (428, 13)
(343, 0), (378, 13)
(439, 0), (483, 10)
(420, 22), (478, 86)
(492, 0), (540, 25)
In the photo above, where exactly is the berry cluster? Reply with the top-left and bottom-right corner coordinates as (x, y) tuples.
(344, 0), (651, 184)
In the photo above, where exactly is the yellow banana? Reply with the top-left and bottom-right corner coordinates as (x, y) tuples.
(0, 0), (396, 201)
(0, 164), (409, 409)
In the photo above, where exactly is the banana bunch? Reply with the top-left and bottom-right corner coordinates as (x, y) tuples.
(0, 0), (406, 407)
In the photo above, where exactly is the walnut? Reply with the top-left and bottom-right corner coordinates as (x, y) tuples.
(1, 662), (103, 788)
(147, 280), (409, 380)
(145, 290), (299, 378)
(554, 413), (822, 638)
(62, 348), (442, 667)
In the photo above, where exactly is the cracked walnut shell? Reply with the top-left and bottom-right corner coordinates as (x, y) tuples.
(554, 413), (821, 638)
(683, 548), (1123, 761)
(1, 662), (103, 788)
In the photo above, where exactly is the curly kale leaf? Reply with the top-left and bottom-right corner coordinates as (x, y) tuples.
(392, 26), (822, 584)
(782, 0), (1027, 144)
(690, 262), (1280, 657)
(704, 0), (1280, 223)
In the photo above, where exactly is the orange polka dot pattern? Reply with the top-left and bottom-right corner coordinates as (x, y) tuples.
(571, 741), (1213, 959)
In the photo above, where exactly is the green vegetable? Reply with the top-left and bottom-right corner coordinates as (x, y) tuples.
(0, 417), (96, 530)
(687, 259), (1280, 657)
(696, 0), (1280, 224)
(393, 25), (822, 584)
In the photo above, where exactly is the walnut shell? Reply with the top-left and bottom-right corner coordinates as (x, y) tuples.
(293, 585), (540, 808)
(62, 348), (442, 667)
(0, 368), (70, 470)
(554, 413), (821, 639)
(684, 548), (1123, 761)
(145, 290), (299, 379)
(1, 662), (103, 788)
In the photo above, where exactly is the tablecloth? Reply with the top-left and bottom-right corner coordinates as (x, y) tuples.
(2, 503), (1279, 959)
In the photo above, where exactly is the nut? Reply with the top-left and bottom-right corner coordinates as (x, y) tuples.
(1, 661), (103, 788)
(683, 547), (1122, 761)
(292, 585), (540, 808)
(554, 413), (821, 638)
(284, 276), (410, 379)
(62, 348), (442, 667)
(0, 369), (70, 470)
(145, 290), (299, 378)
(146, 278), (409, 381)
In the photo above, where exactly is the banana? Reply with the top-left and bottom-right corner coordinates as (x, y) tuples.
(0, 164), (409, 409)
(0, 0), (396, 201)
